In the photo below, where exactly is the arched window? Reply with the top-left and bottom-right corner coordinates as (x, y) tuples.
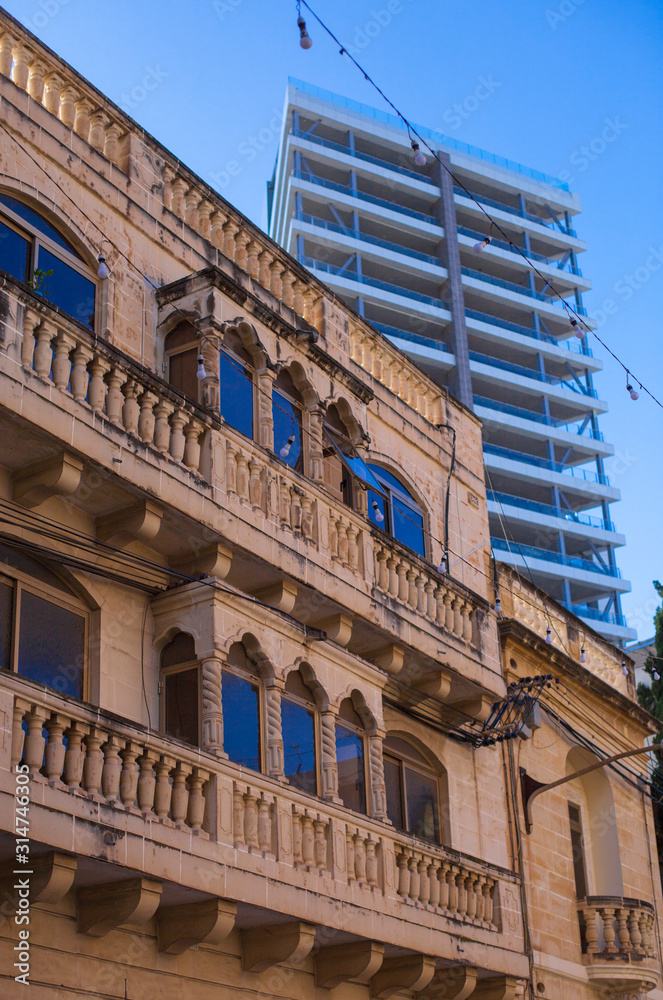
(367, 465), (426, 557)
(566, 746), (622, 897)
(222, 641), (262, 771)
(161, 631), (199, 746)
(335, 698), (367, 813)
(323, 404), (354, 506)
(219, 330), (254, 440)
(384, 734), (440, 842)
(0, 193), (96, 329)
(0, 542), (88, 699)
(273, 368), (303, 472)
(165, 323), (200, 403)
(282, 669), (317, 794)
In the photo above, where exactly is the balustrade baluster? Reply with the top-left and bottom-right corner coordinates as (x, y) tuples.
(170, 763), (191, 827)
(466, 873), (478, 920)
(346, 524), (359, 569)
(69, 345), (92, 401)
(346, 828), (356, 880)
(638, 910), (651, 955)
(600, 907), (617, 953)
(246, 241), (261, 280)
(444, 592), (455, 631)
(152, 400), (173, 451)
(407, 855), (420, 903)
(337, 518), (349, 564)
(290, 487), (303, 531)
(462, 603), (473, 642)
(186, 768), (207, 832)
(33, 321), (55, 379)
(366, 838), (378, 887)
(475, 876), (486, 923)
(236, 452), (250, 499)
(353, 834), (367, 883)
(59, 84), (78, 128)
(21, 309), (39, 370)
(447, 865), (459, 914)
(168, 409), (187, 463)
(243, 791), (259, 849)
(121, 380), (140, 435)
(233, 787), (246, 847)
(234, 230), (249, 270)
(183, 419), (202, 470)
(418, 858), (430, 906)
(301, 497), (314, 539)
(24, 707), (47, 776)
(302, 814), (315, 868)
(119, 741), (140, 808)
(257, 796), (272, 853)
(153, 757), (174, 819)
(438, 862), (450, 911)
(10, 43), (30, 89)
(89, 111), (108, 152)
(425, 581), (436, 620)
(64, 722), (89, 792)
(387, 555), (399, 596)
(258, 250), (272, 288)
(222, 219), (237, 260)
(0, 33), (14, 78)
(137, 391), (157, 443)
(269, 259), (283, 299)
(616, 908), (631, 954)
(73, 97), (93, 140)
(101, 735), (123, 804)
(292, 810), (304, 865)
(483, 879), (495, 926)
(397, 561), (409, 602)
(627, 908), (642, 952)
(11, 702), (28, 769)
(314, 820), (327, 870)
(210, 210), (225, 248)
(137, 750), (158, 816)
(44, 714), (67, 785)
(51, 333), (74, 389)
(82, 727), (105, 797)
(428, 862), (440, 908)
(396, 851), (410, 897)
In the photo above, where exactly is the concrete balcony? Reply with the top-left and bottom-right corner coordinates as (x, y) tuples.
(577, 897), (660, 996)
(483, 445), (620, 504)
(0, 672), (526, 977)
(475, 401), (614, 461)
(0, 272), (499, 701)
(491, 538), (629, 595)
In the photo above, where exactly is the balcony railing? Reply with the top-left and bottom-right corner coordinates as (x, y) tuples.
(7, 674), (515, 939)
(487, 490), (615, 532)
(296, 212), (440, 265)
(469, 351), (597, 398)
(298, 255), (444, 308)
(483, 443), (611, 486)
(577, 897), (659, 987)
(291, 127), (436, 186)
(294, 170), (438, 225)
(491, 537), (620, 578)
(474, 397), (603, 439)
(453, 186), (577, 236)
(464, 307), (593, 357)
(561, 602), (627, 628)
(462, 266), (560, 305)
(457, 226), (582, 276)
(370, 321), (450, 357)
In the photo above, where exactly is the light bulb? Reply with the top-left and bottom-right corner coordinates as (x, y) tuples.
(410, 141), (426, 166)
(280, 434), (295, 459)
(437, 554), (447, 573)
(196, 355), (207, 380)
(297, 16), (312, 48)
(580, 646), (586, 664)
(570, 319), (584, 340)
(653, 670), (660, 681)
(626, 382), (639, 401)
(473, 237), (491, 254)
(494, 596), (502, 615)
(371, 500), (384, 523)
(545, 627), (552, 644)
(621, 659), (628, 676)
(97, 253), (109, 279)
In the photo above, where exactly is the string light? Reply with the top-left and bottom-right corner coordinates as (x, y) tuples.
(294, 0), (663, 411)
(296, 2), (312, 48)
(626, 374), (640, 401)
(473, 225), (493, 255)
(280, 434), (296, 458)
(410, 139), (426, 167)
(621, 657), (629, 676)
(545, 626), (552, 644)
(570, 318), (584, 340)
(97, 238), (111, 278)
(196, 355), (207, 380)
(437, 553), (448, 574)
(580, 645), (586, 664)
(494, 594), (502, 617)
(371, 499), (384, 522)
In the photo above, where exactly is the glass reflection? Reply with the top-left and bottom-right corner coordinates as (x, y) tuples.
(282, 698), (316, 794)
(222, 671), (261, 771)
(336, 722), (366, 813)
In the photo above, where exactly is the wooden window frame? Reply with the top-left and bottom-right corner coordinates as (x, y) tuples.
(219, 345), (257, 443)
(384, 739), (442, 844)
(335, 713), (368, 815)
(160, 657), (202, 748)
(281, 685), (320, 796)
(221, 663), (265, 774)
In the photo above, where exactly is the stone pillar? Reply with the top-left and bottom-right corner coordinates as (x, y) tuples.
(256, 368), (276, 451)
(264, 681), (285, 780)
(201, 656), (225, 756)
(368, 730), (389, 822)
(320, 709), (341, 802)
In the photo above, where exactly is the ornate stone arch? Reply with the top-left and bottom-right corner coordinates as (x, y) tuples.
(283, 657), (329, 710)
(323, 395), (364, 448)
(220, 629), (275, 681)
(336, 684), (378, 733)
(223, 317), (269, 371)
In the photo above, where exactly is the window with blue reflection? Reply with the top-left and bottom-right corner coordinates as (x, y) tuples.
(37, 247), (96, 329)
(384, 735), (440, 844)
(0, 219), (29, 283)
(222, 670), (261, 771)
(336, 722), (366, 813)
(367, 465), (425, 557)
(220, 350), (254, 439)
(273, 389), (302, 471)
(18, 591), (85, 698)
(282, 699), (317, 794)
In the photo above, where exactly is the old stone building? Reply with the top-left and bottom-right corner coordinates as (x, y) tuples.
(0, 8), (659, 1000)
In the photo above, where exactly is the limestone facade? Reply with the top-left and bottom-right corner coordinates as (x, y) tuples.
(0, 8), (659, 1000)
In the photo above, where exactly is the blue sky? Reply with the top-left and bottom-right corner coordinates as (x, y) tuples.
(6, 0), (662, 637)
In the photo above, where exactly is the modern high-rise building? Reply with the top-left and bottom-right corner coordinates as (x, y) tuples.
(269, 79), (634, 644)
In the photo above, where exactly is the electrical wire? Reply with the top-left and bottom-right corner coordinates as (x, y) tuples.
(297, 0), (663, 411)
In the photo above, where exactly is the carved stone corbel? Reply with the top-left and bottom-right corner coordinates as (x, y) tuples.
(370, 954), (437, 998)
(96, 500), (163, 547)
(77, 877), (162, 937)
(157, 898), (236, 954)
(370, 644), (405, 676)
(0, 852), (77, 908)
(418, 966), (478, 1000)
(241, 920), (316, 972)
(311, 613), (353, 646)
(471, 976), (520, 1000)
(13, 452), (84, 508)
(316, 940), (384, 989)
(253, 580), (298, 614)
(171, 541), (233, 580)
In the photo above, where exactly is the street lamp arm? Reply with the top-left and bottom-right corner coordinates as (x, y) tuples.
(522, 743), (663, 833)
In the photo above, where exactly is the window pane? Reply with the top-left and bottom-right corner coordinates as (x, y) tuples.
(164, 667), (199, 746)
(18, 591), (85, 698)
(282, 698), (316, 794)
(367, 489), (387, 529)
(273, 390), (302, 471)
(0, 580), (13, 670)
(222, 671), (261, 771)
(0, 219), (29, 283)
(0, 195), (81, 255)
(336, 723), (366, 813)
(169, 348), (199, 401)
(36, 247), (96, 330)
(405, 766), (439, 842)
(384, 756), (404, 830)
(220, 351), (253, 439)
(568, 803), (588, 898)
(393, 497), (425, 556)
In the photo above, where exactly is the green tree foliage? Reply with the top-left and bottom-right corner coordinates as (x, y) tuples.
(636, 581), (663, 873)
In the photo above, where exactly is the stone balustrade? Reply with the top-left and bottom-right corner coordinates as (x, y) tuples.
(374, 536), (476, 645)
(349, 324), (443, 425)
(11, 695), (211, 835)
(5, 677), (509, 936)
(577, 897), (657, 963)
(0, 30), (126, 168)
(396, 847), (497, 928)
(17, 295), (209, 478)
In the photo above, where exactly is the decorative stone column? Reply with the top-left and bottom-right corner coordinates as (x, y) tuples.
(320, 708), (341, 803)
(202, 655), (226, 756)
(308, 405), (325, 484)
(256, 367), (276, 451)
(200, 327), (221, 411)
(264, 680), (285, 780)
(367, 729), (389, 822)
